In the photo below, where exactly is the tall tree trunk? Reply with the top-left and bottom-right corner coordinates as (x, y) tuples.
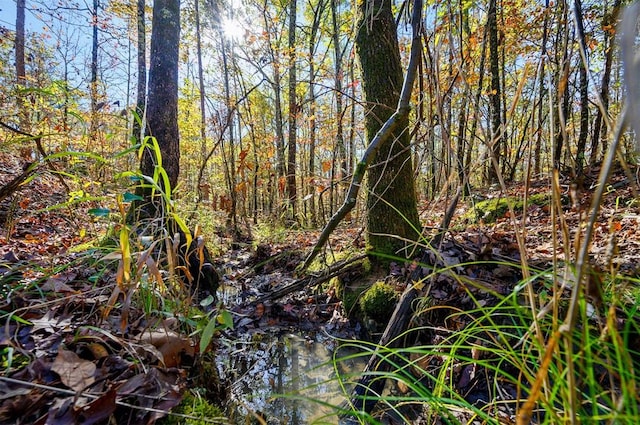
(330, 0), (347, 216)
(15, 0), (31, 159)
(487, 0), (503, 183)
(573, 0), (589, 179)
(286, 0), (298, 220)
(132, 0), (146, 144)
(534, 0), (550, 176)
(139, 0), (181, 215)
(589, 0), (620, 166)
(554, 0), (570, 171)
(15, 0), (29, 134)
(90, 0), (99, 145)
(356, 0), (421, 262)
(307, 0), (325, 227)
(221, 39), (238, 230)
(194, 0), (209, 205)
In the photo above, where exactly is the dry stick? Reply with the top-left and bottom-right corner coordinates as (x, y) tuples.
(301, 0), (423, 271)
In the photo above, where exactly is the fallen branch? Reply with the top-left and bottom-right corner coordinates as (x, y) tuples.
(249, 254), (368, 305)
(0, 162), (37, 203)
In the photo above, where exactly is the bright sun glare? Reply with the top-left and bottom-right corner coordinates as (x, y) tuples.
(221, 17), (244, 41)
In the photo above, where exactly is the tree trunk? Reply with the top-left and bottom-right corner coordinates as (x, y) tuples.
(553, 0), (570, 171)
(487, 0), (502, 183)
(534, 0), (550, 176)
(330, 0), (347, 217)
(90, 0), (99, 146)
(286, 0), (298, 220)
(355, 0), (421, 262)
(132, 0), (146, 144)
(589, 0), (620, 166)
(15, 0), (29, 139)
(573, 0), (589, 179)
(139, 0), (181, 209)
(221, 39), (238, 230)
(307, 0), (325, 227)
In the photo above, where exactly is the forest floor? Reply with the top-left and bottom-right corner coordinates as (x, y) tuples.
(1, 152), (639, 424)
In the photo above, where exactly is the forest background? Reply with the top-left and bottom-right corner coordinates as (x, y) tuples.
(1, 0), (640, 423)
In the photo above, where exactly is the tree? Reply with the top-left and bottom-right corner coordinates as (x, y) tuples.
(286, 0), (298, 219)
(132, 0), (146, 144)
(138, 0), (181, 215)
(487, 0), (502, 183)
(355, 0), (421, 261)
(15, 0), (31, 156)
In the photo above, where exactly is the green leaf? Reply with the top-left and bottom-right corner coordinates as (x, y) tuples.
(122, 192), (144, 202)
(217, 310), (234, 330)
(199, 295), (216, 308)
(199, 317), (218, 353)
(88, 208), (110, 217)
(172, 213), (191, 248)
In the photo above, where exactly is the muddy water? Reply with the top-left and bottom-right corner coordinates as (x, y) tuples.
(218, 331), (366, 424)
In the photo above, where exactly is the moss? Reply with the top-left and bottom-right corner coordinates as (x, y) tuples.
(359, 281), (398, 323)
(160, 390), (225, 425)
(464, 193), (549, 224)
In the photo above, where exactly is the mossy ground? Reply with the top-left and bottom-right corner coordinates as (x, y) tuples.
(463, 192), (549, 224)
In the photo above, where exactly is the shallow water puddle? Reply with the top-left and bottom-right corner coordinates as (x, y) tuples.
(218, 330), (366, 424)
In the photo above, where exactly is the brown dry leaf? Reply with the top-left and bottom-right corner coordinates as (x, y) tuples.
(40, 272), (78, 293)
(51, 349), (96, 392)
(139, 329), (195, 368)
(86, 342), (109, 360)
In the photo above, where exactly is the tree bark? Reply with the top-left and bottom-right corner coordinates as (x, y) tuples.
(589, 0), (621, 166)
(286, 0), (298, 220)
(15, 0), (30, 153)
(132, 0), (146, 144)
(139, 0), (181, 207)
(573, 0), (589, 179)
(356, 0), (421, 262)
(89, 0), (99, 145)
(330, 0), (347, 216)
(487, 0), (503, 183)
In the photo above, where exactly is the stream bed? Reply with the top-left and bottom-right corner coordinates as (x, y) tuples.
(212, 247), (369, 423)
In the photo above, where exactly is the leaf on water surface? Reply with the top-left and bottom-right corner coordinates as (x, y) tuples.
(51, 349), (96, 392)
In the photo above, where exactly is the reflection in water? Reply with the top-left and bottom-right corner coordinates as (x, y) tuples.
(218, 331), (366, 424)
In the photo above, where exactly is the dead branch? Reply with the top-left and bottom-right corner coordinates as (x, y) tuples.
(249, 254), (368, 305)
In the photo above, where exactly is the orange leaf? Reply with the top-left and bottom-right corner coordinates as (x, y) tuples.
(19, 198), (30, 209)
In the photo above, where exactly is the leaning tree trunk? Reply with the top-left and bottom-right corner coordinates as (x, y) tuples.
(355, 0), (421, 262)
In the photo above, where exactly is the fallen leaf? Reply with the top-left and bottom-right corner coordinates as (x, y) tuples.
(51, 349), (96, 392)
